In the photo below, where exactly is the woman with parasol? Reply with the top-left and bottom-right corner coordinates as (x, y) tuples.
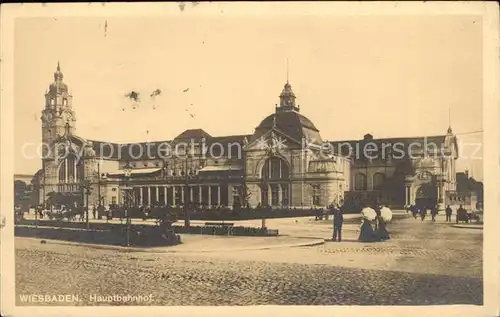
(358, 205), (379, 242)
(375, 205), (392, 240)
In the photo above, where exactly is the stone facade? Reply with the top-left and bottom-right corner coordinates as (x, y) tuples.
(35, 64), (458, 211)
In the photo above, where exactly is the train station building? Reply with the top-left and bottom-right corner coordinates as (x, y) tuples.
(33, 64), (460, 211)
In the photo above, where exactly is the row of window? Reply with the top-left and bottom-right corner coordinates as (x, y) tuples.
(58, 157), (84, 183)
(448, 195), (470, 202)
(47, 99), (69, 106)
(354, 172), (386, 191)
(262, 157), (290, 180)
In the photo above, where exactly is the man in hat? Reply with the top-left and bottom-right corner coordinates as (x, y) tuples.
(332, 200), (344, 242)
(445, 205), (453, 222)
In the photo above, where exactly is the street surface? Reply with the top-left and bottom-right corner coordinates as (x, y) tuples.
(15, 213), (482, 306)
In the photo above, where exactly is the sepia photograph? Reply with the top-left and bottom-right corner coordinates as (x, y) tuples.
(1, 2), (499, 317)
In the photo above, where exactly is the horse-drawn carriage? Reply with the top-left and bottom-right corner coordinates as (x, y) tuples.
(46, 207), (82, 221)
(456, 209), (469, 223)
(455, 208), (481, 224)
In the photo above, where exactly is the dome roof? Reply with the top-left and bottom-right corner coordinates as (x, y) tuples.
(48, 61), (68, 94)
(49, 81), (68, 94)
(253, 111), (323, 144)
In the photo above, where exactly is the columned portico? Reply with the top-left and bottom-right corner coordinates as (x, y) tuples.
(404, 176), (415, 206)
(164, 186), (167, 205)
(138, 187), (143, 205)
(208, 186), (212, 206)
(436, 175), (445, 212)
(217, 186), (221, 205)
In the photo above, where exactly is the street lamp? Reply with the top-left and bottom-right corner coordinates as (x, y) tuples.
(123, 163), (133, 246)
(35, 180), (43, 228)
(260, 179), (268, 229)
(184, 155), (192, 229)
(81, 179), (92, 230)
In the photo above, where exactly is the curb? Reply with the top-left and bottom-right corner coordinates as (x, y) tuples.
(452, 224), (483, 230)
(26, 237), (326, 254)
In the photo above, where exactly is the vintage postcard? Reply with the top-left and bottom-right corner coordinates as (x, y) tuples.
(1, 2), (499, 317)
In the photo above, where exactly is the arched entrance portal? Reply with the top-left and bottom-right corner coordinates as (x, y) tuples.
(414, 184), (437, 209)
(260, 156), (290, 207)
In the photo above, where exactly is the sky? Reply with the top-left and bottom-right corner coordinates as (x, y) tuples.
(14, 14), (483, 180)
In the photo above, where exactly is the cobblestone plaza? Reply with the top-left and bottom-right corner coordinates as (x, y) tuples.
(15, 214), (482, 306)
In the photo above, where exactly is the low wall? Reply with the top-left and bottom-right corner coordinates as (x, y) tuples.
(15, 226), (127, 246)
(16, 219), (279, 239)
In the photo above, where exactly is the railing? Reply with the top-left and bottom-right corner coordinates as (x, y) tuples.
(125, 175), (244, 182)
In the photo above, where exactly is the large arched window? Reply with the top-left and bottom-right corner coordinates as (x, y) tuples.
(373, 173), (386, 190)
(261, 157), (289, 180)
(58, 154), (83, 183)
(354, 173), (367, 191)
(260, 157), (290, 207)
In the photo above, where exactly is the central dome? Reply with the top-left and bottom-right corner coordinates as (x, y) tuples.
(253, 111), (323, 144)
(249, 81), (323, 145)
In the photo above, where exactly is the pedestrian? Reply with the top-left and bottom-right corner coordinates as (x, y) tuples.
(445, 205), (452, 222)
(375, 214), (390, 240)
(431, 205), (437, 222)
(457, 204), (467, 223)
(332, 202), (344, 242)
(358, 217), (378, 242)
(92, 206), (97, 220)
(79, 205), (85, 221)
(411, 205), (418, 219)
(420, 207), (427, 221)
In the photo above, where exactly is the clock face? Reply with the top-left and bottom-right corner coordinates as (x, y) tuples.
(418, 172), (432, 181)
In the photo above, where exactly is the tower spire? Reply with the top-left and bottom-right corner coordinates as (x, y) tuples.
(286, 58), (289, 84)
(447, 107), (453, 134)
(54, 61), (64, 82)
(448, 107), (451, 127)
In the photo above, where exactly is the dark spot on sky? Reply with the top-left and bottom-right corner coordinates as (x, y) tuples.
(150, 89), (162, 98)
(125, 91), (140, 103)
(179, 3), (186, 12)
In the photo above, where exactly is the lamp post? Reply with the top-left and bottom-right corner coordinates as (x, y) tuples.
(260, 180), (268, 229)
(80, 179), (92, 230)
(184, 155), (191, 229)
(97, 159), (102, 219)
(35, 180), (44, 227)
(123, 164), (132, 246)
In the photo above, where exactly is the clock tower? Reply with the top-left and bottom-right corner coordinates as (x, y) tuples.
(41, 62), (76, 145)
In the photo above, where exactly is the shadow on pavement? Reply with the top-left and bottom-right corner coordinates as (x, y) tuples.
(15, 226), (179, 247)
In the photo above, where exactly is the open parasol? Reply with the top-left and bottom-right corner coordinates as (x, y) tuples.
(361, 207), (377, 221)
(380, 206), (393, 222)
